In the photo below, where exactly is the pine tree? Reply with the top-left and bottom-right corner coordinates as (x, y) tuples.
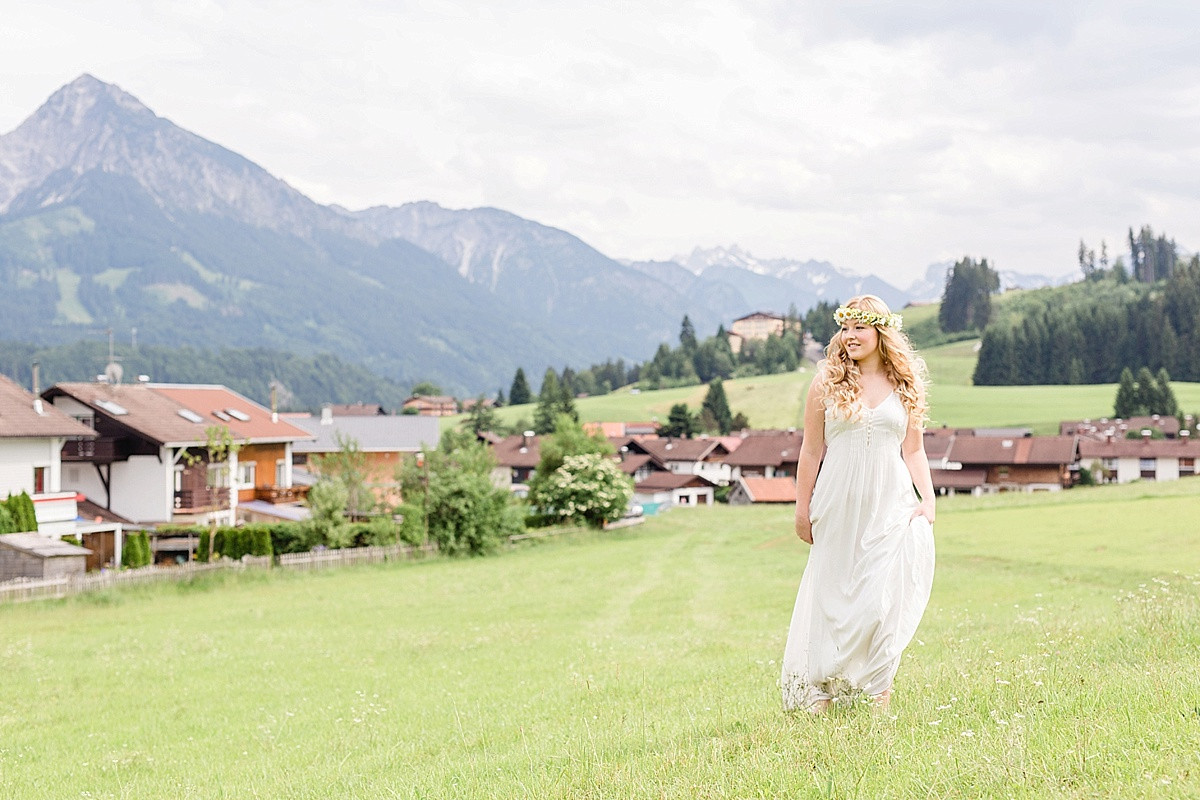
(1114, 367), (1138, 417)
(535, 371), (561, 434)
(509, 368), (533, 406)
(664, 403), (697, 438)
(701, 379), (733, 435)
(1156, 368), (1179, 416)
(679, 315), (698, 353)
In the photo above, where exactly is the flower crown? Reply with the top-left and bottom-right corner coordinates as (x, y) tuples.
(834, 306), (903, 330)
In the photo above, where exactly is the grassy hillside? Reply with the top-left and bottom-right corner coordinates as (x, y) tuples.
(2, 481), (1196, 798)
(466, 335), (1200, 435)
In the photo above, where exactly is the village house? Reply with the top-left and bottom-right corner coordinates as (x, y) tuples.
(728, 311), (788, 355)
(44, 381), (313, 527)
(402, 395), (459, 416)
(489, 431), (541, 494)
(1078, 430), (1200, 483)
(631, 471), (715, 513)
(620, 436), (734, 485)
(288, 406), (439, 509)
(727, 476), (797, 505)
(0, 373), (97, 530)
(723, 430), (804, 480)
(1062, 415), (1184, 440)
(942, 434), (1078, 493)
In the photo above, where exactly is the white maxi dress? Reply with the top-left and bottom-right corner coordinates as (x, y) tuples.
(781, 391), (935, 709)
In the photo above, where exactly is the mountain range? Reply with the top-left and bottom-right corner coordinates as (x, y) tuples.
(0, 75), (1060, 396)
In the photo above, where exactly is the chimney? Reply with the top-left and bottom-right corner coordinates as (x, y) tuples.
(31, 361), (44, 415)
(271, 383), (279, 423)
(1181, 430), (1191, 442)
(1141, 429), (1152, 441)
(320, 405), (333, 425)
(522, 430), (534, 449)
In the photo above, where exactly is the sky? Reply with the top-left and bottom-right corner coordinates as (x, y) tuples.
(4, 1), (1200, 286)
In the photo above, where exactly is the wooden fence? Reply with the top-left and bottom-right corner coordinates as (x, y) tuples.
(0, 542), (437, 605)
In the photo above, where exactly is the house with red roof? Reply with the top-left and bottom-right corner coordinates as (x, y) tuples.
(621, 436), (734, 485)
(489, 431), (542, 494)
(0, 373), (98, 536)
(728, 476), (796, 505)
(723, 430), (804, 480)
(44, 381), (313, 526)
(1078, 431), (1200, 483)
(632, 471), (715, 513)
(943, 434), (1078, 492)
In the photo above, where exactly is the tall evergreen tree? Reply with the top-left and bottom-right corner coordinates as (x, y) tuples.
(679, 315), (698, 353)
(508, 368), (532, 406)
(1156, 368), (1179, 417)
(664, 403), (698, 438)
(533, 369), (562, 434)
(1114, 367), (1138, 417)
(701, 379), (734, 435)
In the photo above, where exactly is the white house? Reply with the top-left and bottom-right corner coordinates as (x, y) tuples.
(1078, 433), (1200, 484)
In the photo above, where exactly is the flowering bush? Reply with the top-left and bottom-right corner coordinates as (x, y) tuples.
(530, 453), (633, 528)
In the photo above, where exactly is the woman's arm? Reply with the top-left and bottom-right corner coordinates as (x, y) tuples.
(794, 374), (827, 544)
(901, 409), (936, 524)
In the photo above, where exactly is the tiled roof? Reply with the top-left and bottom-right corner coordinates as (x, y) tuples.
(46, 383), (313, 446)
(738, 477), (796, 503)
(1064, 416), (1182, 439)
(637, 437), (727, 463)
(724, 432), (804, 468)
(290, 414), (440, 453)
(0, 374), (96, 439)
(327, 403), (386, 416)
(616, 453), (656, 475)
(1079, 436), (1200, 459)
(491, 434), (542, 468)
(635, 472), (714, 491)
(947, 435), (1077, 466)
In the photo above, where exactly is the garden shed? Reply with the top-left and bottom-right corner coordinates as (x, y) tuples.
(0, 533), (91, 581)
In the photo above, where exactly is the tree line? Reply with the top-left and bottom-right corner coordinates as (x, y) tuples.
(0, 340), (411, 411)
(972, 256), (1200, 385)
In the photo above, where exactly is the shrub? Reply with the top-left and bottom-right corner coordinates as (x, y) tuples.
(0, 506), (14, 534)
(529, 453), (633, 528)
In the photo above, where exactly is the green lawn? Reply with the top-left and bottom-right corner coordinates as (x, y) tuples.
(457, 340), (1200, 435)
(2, 482), (1197, 798)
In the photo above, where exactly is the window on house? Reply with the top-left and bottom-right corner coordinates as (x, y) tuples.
(237, 462), (257, 488)
(1139, 458), (1156, 479)
(1180, 458), (1195, 476)
(33, 466), (46, 494)
(276, 459), (287, 487)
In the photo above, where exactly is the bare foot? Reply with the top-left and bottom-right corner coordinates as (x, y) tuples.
(806, 698), (832, 715)
(871, 689), (892, 711)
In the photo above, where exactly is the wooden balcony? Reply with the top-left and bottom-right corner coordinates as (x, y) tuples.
(62, 437), (118, 462)
(253, 485), (309, 504)
(173, 487), (230, 512)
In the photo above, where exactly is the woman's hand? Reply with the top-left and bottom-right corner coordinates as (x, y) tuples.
(794, 505), (814, 545)
(910, 499), (935, 525)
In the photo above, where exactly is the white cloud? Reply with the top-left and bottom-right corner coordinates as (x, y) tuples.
(3, 0), (1200, 283)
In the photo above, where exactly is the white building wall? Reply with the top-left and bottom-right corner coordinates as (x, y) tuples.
(695, 462), (731, 485)
(61, 461), (108, 506)
(1156, 458), (1181, 481)
(0, 438), (59, 497)
(109, 452), (174, 523)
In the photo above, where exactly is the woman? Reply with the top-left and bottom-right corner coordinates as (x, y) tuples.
(781, 294), (936, 713)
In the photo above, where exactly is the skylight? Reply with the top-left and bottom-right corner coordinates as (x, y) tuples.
(211, 410), (232, 421)
(225, 408), (251, 422)
(94, 399), (128, 416)
(177, 409), (204, 424)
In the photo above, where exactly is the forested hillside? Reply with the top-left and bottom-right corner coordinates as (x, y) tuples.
(0, 341), (409, 411)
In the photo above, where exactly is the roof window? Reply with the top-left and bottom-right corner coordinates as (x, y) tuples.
(177, 409), (204, 424)
(94, 399), (128, 416)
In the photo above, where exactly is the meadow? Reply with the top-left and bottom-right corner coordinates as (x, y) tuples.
(2, 480), (1197, 798)
(468, 337), (1200, 435)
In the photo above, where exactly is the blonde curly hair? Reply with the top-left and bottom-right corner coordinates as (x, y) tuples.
(818, 294), (929, 429)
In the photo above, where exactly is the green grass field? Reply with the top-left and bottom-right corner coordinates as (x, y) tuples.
(458, 338), (1200, 435)
(2, 481), (1197, 798)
